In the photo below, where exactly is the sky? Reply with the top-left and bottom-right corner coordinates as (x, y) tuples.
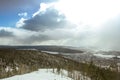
(1, 0), (120, 51)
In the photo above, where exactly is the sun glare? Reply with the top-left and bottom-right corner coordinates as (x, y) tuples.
(54, 0), (120, 28)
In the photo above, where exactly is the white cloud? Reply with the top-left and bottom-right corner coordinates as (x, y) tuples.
(18, 12), (28, 17)
(32, 3), (55, 17)
(16, 18), (27, 28)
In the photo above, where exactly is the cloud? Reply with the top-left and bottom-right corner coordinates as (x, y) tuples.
(0, 29), (14, 37)
(17, 3), (68, 31)
(16, 18), (27, 28)
(0, 27), (53, 45)
(18, 12), (27, 17)
(15, 34), (50, 44)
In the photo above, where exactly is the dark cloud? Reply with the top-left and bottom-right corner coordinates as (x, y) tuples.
(0, 28), (55, 45)
(15, 34), (51, 44)
(0, 29), (14, 37)
(20, 8), (67, 31)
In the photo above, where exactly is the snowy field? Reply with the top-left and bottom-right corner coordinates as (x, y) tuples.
(0, 69), (73, 80)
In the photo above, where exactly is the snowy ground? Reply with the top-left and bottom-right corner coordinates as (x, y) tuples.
(0, 69), (73, 80)
(41, 51), (59, 54)
(93, 54), (120, 59)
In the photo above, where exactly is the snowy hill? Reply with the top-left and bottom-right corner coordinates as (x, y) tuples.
(1, 69), (73, 80)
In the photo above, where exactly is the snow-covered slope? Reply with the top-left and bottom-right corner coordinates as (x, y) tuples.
(1, 69), (73, 80)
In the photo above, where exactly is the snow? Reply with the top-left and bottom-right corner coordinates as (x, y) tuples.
(93, 53), (120, 59)
(93, 54), (115, 59)
(5, 66), (13, 72)
(1, 69), (73, 80)
(41, 51), (59, 54)
(15, 67), (19, 71)
(17, 49), (38, 51)
(5, 66), (19, 73)
(118, 56), (120, 58)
